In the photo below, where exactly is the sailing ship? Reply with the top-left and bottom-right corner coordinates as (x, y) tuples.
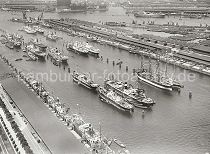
(104, 80), (155, 109)
(137, 56), (183, 91)
(72, 71), (99, 90)
(98, 86), (134, 113)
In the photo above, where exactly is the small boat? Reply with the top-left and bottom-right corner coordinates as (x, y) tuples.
(15, 58), (23, 61)
(72, 71), (99, 90)
(105, 80), (155, 109)
(113, 138), (126, 148)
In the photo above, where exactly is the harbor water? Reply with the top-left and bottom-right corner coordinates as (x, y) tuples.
(0, 7), (210, 154)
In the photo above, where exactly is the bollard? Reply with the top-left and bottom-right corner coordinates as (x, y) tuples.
(142, 110), (145, 118)
(126, 66), (128, 72)
(133, 69), (136, 75)
(189, 91), (192, 99)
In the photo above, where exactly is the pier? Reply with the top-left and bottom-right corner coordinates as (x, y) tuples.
(0, 60), (88, 154)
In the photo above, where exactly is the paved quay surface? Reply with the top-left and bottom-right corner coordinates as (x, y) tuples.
(0, 60), (88, 154)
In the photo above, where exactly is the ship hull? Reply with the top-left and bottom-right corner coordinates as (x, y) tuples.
(137, 75), (173, 91)
(67, 47), (88, 56)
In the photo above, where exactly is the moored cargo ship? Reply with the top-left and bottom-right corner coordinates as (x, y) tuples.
(72, 71), (99, 91)
(105, 80), (155, 109)
(98, 87), (134, 113)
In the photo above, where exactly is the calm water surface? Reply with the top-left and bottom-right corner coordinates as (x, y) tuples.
(0, 8), (210, 154)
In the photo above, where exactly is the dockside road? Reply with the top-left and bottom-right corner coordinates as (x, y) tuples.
(0, 60), (88, 154)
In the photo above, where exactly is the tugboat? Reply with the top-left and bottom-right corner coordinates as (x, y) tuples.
(98, 87), (134, 113)
(72, 71), (99, 90)
(105, 80), (155, 109)
(67, 41), (89, 56)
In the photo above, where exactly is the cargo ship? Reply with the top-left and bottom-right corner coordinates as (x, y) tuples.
(104, 80), (155, 109)
(66, 41), (89, 56)
(48, 48), (68, 63)
(98, 87), (134, 113)
(72, 71), (99, 91)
